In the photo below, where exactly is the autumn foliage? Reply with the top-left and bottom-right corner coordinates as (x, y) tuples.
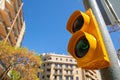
(0, 41), (42, 80)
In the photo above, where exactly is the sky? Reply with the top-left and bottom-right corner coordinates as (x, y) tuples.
(22, 0), (120, 55)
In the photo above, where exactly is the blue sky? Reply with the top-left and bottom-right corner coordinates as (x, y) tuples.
(22, 0), (120, 54)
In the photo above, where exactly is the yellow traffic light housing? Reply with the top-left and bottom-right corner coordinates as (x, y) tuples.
(66, 9), (110, 69)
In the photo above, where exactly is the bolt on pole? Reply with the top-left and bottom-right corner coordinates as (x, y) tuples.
(82, 0), (120, 80)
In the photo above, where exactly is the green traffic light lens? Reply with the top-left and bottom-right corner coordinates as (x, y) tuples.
(75, 36), (89, 58)
(73, 16), (84, 32)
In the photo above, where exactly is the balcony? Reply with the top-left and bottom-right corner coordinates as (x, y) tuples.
(54, 67), (62, 70)
(53, 63), (63, 70)
(64, 74), (73, 77)
(11, 0), (21, 13)
(17, 0), (23, 17)
(0, 9), (11, 27)
(0, 22), (7, 37)
(64, 65), (73, 70)
(54, 72), (62, 76)
(17, 19), (22, 31)
(15, 21), (25, 47)
(18, 0), (22, 6)
(85, 72), (97, 80)
(5, 0), (15, 19)
(9, 29), (16, 45)
(64, 71), (73, 76)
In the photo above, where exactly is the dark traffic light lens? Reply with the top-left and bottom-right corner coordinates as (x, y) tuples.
(73, 16), (84, 32)
(75, 36), (89, 58)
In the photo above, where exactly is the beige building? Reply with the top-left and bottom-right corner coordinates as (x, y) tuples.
(39, 53), (102, 80)
(0, 0), (25, 47)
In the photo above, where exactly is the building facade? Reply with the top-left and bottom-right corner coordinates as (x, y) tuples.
(39, 53), (102, 80)
(0, 0), (25, 47)
(0, 0), (25, 79)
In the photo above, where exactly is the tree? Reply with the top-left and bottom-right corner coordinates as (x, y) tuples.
(9, 70), (21, 80)
(0, 41), (42, 80)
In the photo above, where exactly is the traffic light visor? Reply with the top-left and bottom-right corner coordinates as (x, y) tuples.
(68, 31), (97, 60)
(66, 10), (90, 33)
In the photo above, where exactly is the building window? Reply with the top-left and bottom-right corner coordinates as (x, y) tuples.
(70, 59), (72, 62)
(76, 77), (79, 80)
(66, 64), (68, 68)
(48, 57), (51, 60)
(70, 64), (73, 68)
(42, 63), (45, 67)
(76, 71), (78, 74)
(55, 63), (58, 67)
(47, 75), (50, 78)
(60, 58), (62, 61)
(60, 70), (62, 74)
(42, 76), (44, 79)
(55, 69), (58, 73)
(38, 66), (41, 69)
(70, 76), (73, 80)
(43, 58), (46, 61)
(66, 70), (68, 74)
(56, 58), (58, 60)
(54, 76), (57, 80)
(66, 59), (68, 61)
(47, 69), (51, 72)
(60, 64), (62, 68)
(59, 75), (62, 80)
(65, 76), (69, 80)
(47, 63), (51, 66)
(70, 70), (72, 74)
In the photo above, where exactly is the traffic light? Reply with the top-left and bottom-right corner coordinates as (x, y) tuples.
(66, 9), (110, 69)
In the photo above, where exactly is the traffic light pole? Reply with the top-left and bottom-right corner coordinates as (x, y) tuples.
(82, 0), (120, 80)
